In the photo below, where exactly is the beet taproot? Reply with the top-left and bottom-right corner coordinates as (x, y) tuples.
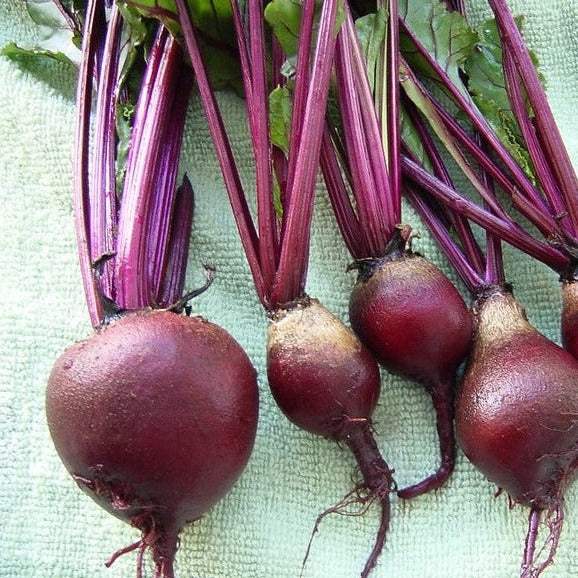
(267, 298), (394, 578)
(457, 287), (578, 577)
(47, 310), (259, 578)
(350, 252), (472, 498)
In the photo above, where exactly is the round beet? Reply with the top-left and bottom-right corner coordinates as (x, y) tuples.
(46, 310), (259, 578)
(349, 252), (472, 498)
(456, 287), (578, 577)
(268, 299), (380, 438)
(267, 299), (394, 578)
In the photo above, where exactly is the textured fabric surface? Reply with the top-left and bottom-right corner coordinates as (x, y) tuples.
(1, 1), (577, 577)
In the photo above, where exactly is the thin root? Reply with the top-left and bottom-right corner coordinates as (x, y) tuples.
(520, 501), (565, 578)
(105, 540), (142, 568)
(300, 485), (376, 578)
(104, 517), (178, 578)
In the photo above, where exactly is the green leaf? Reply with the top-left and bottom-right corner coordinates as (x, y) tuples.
(24, 0), (81, 65)
(199, 38), (243, 92)
(125, 0), (241, 91)
(265, 0), (345, 58)
(355, 7), (387, 94)
(400, 106), (432, 172)
(126, 0), (236, 45)
(269, 85), (293, 154)
(463, 17), (539, 180)
(264, 0), (302, 56)
(399, 0), (477, 93)
(272, 176), (284, 219)
(0, 42), (76, 99)
(116, 3), (152, 93)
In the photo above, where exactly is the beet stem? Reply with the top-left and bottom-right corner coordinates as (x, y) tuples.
(115, 30), (182, 310)
(320, 128), (366, 259)
(397, 381), (455, 499)
(284, 0), (316, 208)
(345, 424), (394, 578)
(90, 5), (121, 301)
(405, 183), (484, 292)
(386, 0), (401, 220)
(403, 98), (485, 273)
(488, 0), (578, 233)
(271, 0), (340, 306)
(402, 156), (571, 272)
(74, 0), (105, 327)
(157, 176), (195, 307)
(398, 17), (551, 218)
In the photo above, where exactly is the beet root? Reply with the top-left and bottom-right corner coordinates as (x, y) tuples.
(349, 252), (472, 499)
(267, 298), (395, 578)
(561, 280), (578, 359)
(456, 287), (578, 576)
(46, 310), (259, 577)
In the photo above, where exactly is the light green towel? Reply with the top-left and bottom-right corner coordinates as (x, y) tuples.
(1, 1), (577, 576)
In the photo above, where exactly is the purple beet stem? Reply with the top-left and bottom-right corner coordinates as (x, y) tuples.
(158, 177), (195, 307)
(90, 5), (122, 301)
(387, 0), (401, 220)
(271, 0), (340, 305)
(114, 31), (182, 310)
(402, 156), (570, 272)
(147, 66), (193, 302)
(175, 0), (266, 305)
(74, 0), (105, 327)
(488, 0), (578, 233)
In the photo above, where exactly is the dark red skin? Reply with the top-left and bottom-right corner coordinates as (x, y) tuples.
(457, 289), (578, 510)
(349, 253), (472, 498)
(266, 298), (393, 578)
(561, 280), (578, 359)
(349, 254), (472, 385)
(46, 310), (259, 575)
(267, 299), (380, 439)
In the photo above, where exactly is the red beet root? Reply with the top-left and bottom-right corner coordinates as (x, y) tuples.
(267, 299), (394, 578)
(46, 310), (259, 577)
(457, 287), (578, 577)
(349, 252), (472, 498)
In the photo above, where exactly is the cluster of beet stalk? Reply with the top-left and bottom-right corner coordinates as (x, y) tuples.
(44, 1), (578, 577)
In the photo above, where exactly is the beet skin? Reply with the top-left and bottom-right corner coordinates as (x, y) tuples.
(46, 310), (259, 577)
(349, 253), (472, 498)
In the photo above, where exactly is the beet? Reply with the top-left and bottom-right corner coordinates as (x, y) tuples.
(456, 287), (578, 576)
(267, 298), (394, 578)
(349, 252), (472, 498)
(46, 310), (259, 578)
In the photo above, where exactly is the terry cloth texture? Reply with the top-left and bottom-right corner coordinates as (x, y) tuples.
(1, 1), (578, 577)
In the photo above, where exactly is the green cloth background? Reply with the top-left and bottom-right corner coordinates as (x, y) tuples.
(1, 1), (577, 576)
